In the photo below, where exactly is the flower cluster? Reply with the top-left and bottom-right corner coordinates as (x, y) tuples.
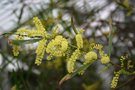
(12, 17), (48, 66)
(12, 19), (110, 72)
(10, 16), (135, 89)
(33, 17), (46, 32)
(46, 35), (68, 58)
(75, 34), (83, 49)
(11, 17), (69, 66)
(98, 45), (110, 64)
(84, 51), (97, 64)
(110, 54), (135, 89)
(67, 49), (81, 73)
(111, 71), (121, 88)
(100, 55), (110, 64)
(12, 35), (23, 56)
(35, 39), (46, 65)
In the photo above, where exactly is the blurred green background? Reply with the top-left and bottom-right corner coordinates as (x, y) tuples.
(0, 0), (135, 90)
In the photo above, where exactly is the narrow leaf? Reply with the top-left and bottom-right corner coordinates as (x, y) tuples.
(12, 39), (41, 45)
(59, 63), (91, 85)
(71, 17), (78, 34)
(108, 18), (114, 57)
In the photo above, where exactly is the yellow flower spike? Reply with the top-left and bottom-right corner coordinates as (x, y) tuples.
(67, 49), (81, 73)
(35, 39), (46, 54)
(100, 55), (110, 64)
(35, 51), (45, 65)
(27, 30), (45, 37)
(33, 17), (45, 32)
(16, 28), (31, 35)
(33, 17), (47, 38)
(35, 39), (46, 65)
(46, 35), (68, 57)
(75, 34), (83, 49)
(111, 71), (121, 88)
(12, 45), (19, 56)
(12, 35), (24, 56)
(16, 17), (47, 38)
(67, 60), (75, 73)
(84, 51), (97, 64)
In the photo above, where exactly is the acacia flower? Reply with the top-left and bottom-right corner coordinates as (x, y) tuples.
(111, 71), (121, 88)
(84, 51), (97, 64)
(100, 55), (110, 64)
(17, 28), (46, 38)
(35, 39), (46, 65)
(75, 34), (83, 49)
(46, 35), (68, 57)
(12, 45), (19, 56)
(33, 17), (45, 32)
(67, 60), (75, 73)
(67, 49), (81, 73)
(31, 17), (47, 38)
(17, 17), (47, 38)
(12, 35), (23, 56)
